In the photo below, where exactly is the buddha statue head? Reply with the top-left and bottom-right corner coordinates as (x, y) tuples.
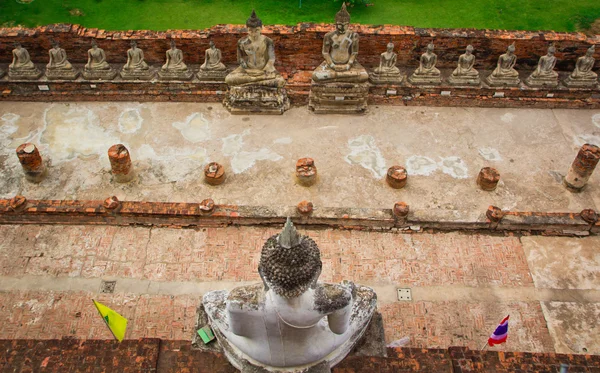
(386, 42), (394, 53)
(170, 39), (177, 50)
(426, 42), (435, 53)
(258, 218), (322, 298)
(13, 42), (22, 49)
(507, 42), (516, 54)
(586, 45), (596, 57)
(91, 39), (98, 49)
(209, 40), (216, 49)
(547, 44), (556, 56)
(466, 44), (474, 54)
(130, 40), (137, 49)
(335, 3), (351, 34)
(50, 39), (60, 49)
(246, 10), (263, 41)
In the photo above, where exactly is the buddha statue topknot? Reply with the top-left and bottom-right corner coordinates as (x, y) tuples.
(202, 218), (378, 372)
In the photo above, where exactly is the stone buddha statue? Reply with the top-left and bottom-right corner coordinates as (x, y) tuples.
(198, 40), (228, 81)
(311, 3), (368, 84)
(564, 45), (598, 88)
(46, 40), (79, 80)
(158, 39), (193, 81)
(83, 40), (117, 80)
(486, 43), (520, 87)
(448, 45), (480, 86)
(202, 218), (377, 372)
(525, 45), (558, 88)
(223, 10), (289, 114)
(369, 42), (404, 84)
(121, 40), (154, 80)
(8, 42), (42, 80)
(408, 42), (442, 85)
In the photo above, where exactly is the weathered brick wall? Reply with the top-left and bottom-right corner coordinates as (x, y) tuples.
(1, 23), (599, 74)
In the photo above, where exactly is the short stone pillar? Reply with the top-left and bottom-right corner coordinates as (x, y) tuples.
(103, 196), (120, 210)
(296, 158), (317, 186)
(564, 144), (600, 192)
(393, 202), (409, 218)
(204, 162), (225, 185)
(16, 143), (46, 183)
(386, 166), (407, 189)
(297, 200), (314, 215)
(477, 167), (500, 191)
(108, 144), (134, 183)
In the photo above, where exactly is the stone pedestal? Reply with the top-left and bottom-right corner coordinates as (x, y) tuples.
(83, 68), (118, 80)
(308, 82), (369, 114)
(524, 75), (558, 88)
(447, 74), (481, 86)
(46, 68), (80, 80)
(8, 66), (42, 80)
(408, 72), (441, 86)
(223, 86), (290, 115)
(369, 72), (404, 85)
(120, 68), (156, 81)
(485, 73), (520, 87)
(158, 69), (194, 81)
(563, 75), (597, 88)
(197, 70), (228, 82)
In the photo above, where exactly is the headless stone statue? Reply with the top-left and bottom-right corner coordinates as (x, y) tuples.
(120, 40), (155, 80)
(223, 10), (289, 114)
(83, 40), (117, 80)
(158, 39), (193, 81)
(46, 40), (79, 80)
(486, 43), (520, 87)
(369, 42), (404, 84)
(448, 45), (480, 86)
(198, 40), (228, 81)
(8, 42), (42, 80)
(408, 42), (441, 85)
(564, 45), (598, 88)
(525, 45), (558, 88)
(202, 218), (377, 372)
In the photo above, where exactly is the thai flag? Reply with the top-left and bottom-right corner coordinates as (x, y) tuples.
(487, 315), (509, 346)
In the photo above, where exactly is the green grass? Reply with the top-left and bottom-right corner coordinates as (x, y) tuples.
(1, 0), (599, 32)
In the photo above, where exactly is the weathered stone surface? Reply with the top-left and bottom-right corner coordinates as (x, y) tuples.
(308, 82), (369, 114)
(224, 86), (290, 115)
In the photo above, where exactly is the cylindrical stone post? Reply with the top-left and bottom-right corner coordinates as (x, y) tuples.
(393, 202), (409, 218)
(477, 167), (500, 191)
(108, 144), (134, 183)
(297, 200), (314, 215)
(16, 143), (46, 183)
(564, 144), (600, 192)
(204, 162), (225, 185)
(296, 158), (317, 186)
(386, 166), (408, 189)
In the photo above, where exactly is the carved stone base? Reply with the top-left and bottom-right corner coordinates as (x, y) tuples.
(82, 68), (118, 80)
(308, 82), (370, 114)
(369, 73), (405, 85)
(408, 73), (442, 86)
(447, 74), (481, 86)
(45, 68), (80, 80)
(524, 75), (559, 88)
(120, 68), (156, 81)
(8, 67), (43, 80)
(197, 69), (228, 82)
(485, 74), (520, 87)
(563, 76), (598, 88)
(223, 86), (290, 115)
(157, 69), (194, 81)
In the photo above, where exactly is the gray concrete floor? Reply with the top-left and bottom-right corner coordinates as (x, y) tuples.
(1, 102), (599, 213)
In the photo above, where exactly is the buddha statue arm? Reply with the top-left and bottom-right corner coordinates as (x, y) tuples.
(10, 50), (17, 68)
(508, 55), (516, 70)
(322, 34), (334, 68)
(227, 302), (250, 337)
(125, 50), (132, 68)
(200, 49), (209, 69)
(327, 302), (351, 335)
(391, 53), (397, 67)
(348, 33), (359, 66)
(237, 42), (248, 69)
(85, 50), (92, 69)
(47, 50), (54, 67)
(549, 57), (557, 71)
(163, 50), (170, 69)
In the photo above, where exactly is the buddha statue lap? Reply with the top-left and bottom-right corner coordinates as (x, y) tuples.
(369, 42), (404, 84)
(120, 40), (155, 80)
(223, 10), (289, 114)
(485, 43), (521, 87)
(83, 40), (117, 80)
(564, 45), (598, 88)
(158, 39), (193, 81)
(408, 42), (442, 85)
(198, 40), (228, 81)
(45, 40), (79, 80)
(525, 45), (559, 88)
(8, 42), (42, 80)
(448, 45), (480, 86)
(202, 218), (378, 372)
(308, 4), (370, 114)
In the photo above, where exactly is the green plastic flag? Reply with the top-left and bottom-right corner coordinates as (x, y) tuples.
(197, 325), (215, 344)
(93, 299), (128, 342)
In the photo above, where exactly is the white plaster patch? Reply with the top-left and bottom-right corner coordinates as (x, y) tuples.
(222, 130), (249, 156)
(273, 137), (292, 144)
(345, 135), (387, 178)
(500, 113), (515, 123)
(172, 112), (211, 143)
(478, 147), (502, 161)
(406, 155), (438, 176)
(136, 143), (208, 182)
(118, 109), (143, 134)
(573, 134), (600, 147)
(439, 157), (469, 179)
(592, 113), (600, 128)
(0, 113), (19, 140)
(231, 149), (283, 174)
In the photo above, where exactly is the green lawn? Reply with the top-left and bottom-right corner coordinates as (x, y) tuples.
(1, 0), (599, 32)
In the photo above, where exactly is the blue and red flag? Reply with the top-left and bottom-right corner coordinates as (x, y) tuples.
(487, 315), (509, 346)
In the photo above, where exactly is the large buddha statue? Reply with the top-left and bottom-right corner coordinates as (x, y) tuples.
(525, 45), (558, 88)
(83, 40), (117, 80)
(120, 40), (155, 80)
(198, 40), (228, 81)
(223, 10), (289, 114)
(158, 39), (193, 81)
(8, 42), (42, 80)
(485, 43), (520, 87)
(202, 218), (377, 372)
(369, 42), (404, 84)
(408, 42), (442, 85)
(564, 45), (598, 88)
(448, 45), (480, 86)
(45, 40), (79, 80)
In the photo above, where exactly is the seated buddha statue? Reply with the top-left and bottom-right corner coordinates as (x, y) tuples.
(202, 218), (377, 371)
(448, 45), (480, 86)
(83, 40), (117, 80)
(564, 45), (597, 88)
(369, 42), (404, 84)
(121, 40), (154, 80)
(486, 43), (520, 87)
(8, 42), (42, 80)
(158, 39), (193, 80)
(525, 45), (559, 87)
(408, 42), (441, 85)
(198, 40), (228, 81)
(46, 40), (79, 80)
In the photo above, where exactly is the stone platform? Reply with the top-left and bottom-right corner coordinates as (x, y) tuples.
(308, 82), (370, 114)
